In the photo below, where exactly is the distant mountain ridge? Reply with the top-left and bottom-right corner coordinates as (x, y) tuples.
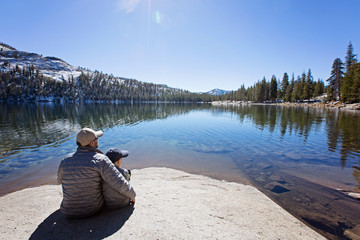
(204, 88), (231, 95)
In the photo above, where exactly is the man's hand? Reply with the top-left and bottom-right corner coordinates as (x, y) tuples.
(130, 198), (136, 204)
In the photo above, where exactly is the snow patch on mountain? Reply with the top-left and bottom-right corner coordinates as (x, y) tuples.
(0, 42), (16, 51)
(0, 50), (92, 82)
(0, 46), (14, 51)
(205, 88), (231, 95)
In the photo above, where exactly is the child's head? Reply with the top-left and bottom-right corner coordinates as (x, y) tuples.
(106, 148), (129, 167)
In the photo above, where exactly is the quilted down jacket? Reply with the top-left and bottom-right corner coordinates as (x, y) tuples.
(57, 146), (136, 218)
(102, 167), (132, 209)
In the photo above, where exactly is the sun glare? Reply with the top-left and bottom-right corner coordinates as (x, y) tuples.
(154, 10), (161, 24)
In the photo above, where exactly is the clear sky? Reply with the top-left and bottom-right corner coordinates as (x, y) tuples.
(1, 0), (359, 92)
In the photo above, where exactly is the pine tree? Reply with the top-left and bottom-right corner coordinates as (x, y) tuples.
(341, 67), (355, 103)
(284, 74), (294, 102)
(355, 63), (360, 102)
(345, 42), (357, 74)
(341, 62), (360, 103)
(327, 58), (344, 101)
(292, 76), (302, 102)
(280, 73), (289, 99)
(341, 42), (359, 103)
(313, 79), (324, 97)
(255, 78), (267, 102)
(238, 84), (246, 100)
(270, 75), (277, 101)
(302, 69), (313, 100)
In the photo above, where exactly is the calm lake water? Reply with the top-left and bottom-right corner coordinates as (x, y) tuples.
(1, 103), (360, 239)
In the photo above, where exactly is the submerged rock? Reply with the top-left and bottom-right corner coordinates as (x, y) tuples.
(337, 189), (360, 201)
(264, 181), (290, 194)
(344, 225), (360, 240)
(268, 175), (287, 184)
(301, 213), (352, 240)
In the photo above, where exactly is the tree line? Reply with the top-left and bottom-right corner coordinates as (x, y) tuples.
(220, 70), (325, 103)
(327, 42), (360, 103)
(0, 64), (214, 103)
(220, 42), (359, 104)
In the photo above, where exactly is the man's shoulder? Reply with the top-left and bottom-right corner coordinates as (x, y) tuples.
(92, 152), (112, 165)
(93, 152), (109, 160)
(60, 149), (110, 166)
(61, 152), (76, 162)
(64, 152), (76, 159)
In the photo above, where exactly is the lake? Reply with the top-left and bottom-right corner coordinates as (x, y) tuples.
(0, 102), (359, 239)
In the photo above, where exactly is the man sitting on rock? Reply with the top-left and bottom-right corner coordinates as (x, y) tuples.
(57, 128), (136, 218)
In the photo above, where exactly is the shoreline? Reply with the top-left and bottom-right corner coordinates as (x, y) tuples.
(0, 167), (326, 240)
(212, 100), (360, 111)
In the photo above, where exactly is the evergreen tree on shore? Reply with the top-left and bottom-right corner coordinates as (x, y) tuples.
(270, 75), (278, 101)
(302, 69), (313, 100)
(341, 62), (360, 103)
(292, 76), (302, 102)
(339, 42), (359, 103)
(327, 58), (344, 101)
(280, 73), (289, 100)
(313, 79), (325, 98)
(284, 74), (295, 102)
(345, 42), (358, 74)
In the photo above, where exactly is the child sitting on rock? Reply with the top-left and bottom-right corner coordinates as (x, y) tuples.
(103, 148), (135, 209)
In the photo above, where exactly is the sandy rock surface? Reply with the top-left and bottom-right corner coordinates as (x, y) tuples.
(0, 167), (325, 240)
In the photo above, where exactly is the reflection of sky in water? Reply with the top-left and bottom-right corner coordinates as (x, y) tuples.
(101, 109), (350, 170)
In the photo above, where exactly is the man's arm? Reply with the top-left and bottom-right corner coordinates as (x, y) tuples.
(116, 167), (131, 181)
(57, 161), (63, 184)
(100, 157), (136, 200)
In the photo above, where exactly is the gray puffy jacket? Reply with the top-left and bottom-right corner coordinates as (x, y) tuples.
(102, 167), (132, 209)
(57, 146), (136, 218)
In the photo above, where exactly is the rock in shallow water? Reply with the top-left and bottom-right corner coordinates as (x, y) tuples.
(344, 225), (360, 240)
(264, 181), (290, 194)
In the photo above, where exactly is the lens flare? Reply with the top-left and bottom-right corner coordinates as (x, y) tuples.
(154, 11), (161, 24)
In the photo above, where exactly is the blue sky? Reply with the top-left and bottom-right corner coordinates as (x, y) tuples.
(1, 0), (359, 92)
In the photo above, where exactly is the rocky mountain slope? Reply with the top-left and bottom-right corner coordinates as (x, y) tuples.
(0, 43), (91, 82)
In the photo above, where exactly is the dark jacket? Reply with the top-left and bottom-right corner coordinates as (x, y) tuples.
(57, 146), (136, 218)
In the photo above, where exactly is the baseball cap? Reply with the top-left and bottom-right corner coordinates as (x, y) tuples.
(76, 128), (103, 146)
(106, 148), (129, 163)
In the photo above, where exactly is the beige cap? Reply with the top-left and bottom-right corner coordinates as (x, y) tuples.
(76, 128), (103, 146)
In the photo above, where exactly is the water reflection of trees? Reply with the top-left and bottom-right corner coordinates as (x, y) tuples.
(219, 105), (326, 140)
(325, 109), (360, 188)
(218, 104), (360, 187)
(325, 110), (360, 165)
(0, 103), (208, 159)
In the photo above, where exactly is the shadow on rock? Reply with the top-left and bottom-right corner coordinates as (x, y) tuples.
(30, 206), (134, 240)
